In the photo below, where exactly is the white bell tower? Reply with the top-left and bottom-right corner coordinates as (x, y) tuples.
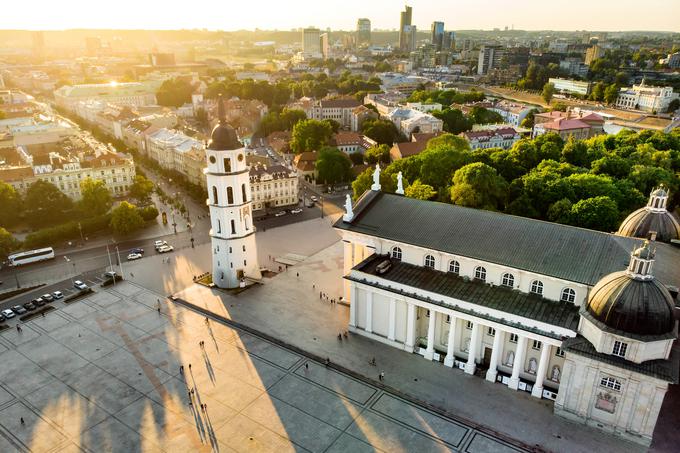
(205, 95), (261, 288)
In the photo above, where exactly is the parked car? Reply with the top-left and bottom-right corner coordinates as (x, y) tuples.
(23, 302), (36, 311)
(310, 196), (318, 202)
(154, 240), (168, 251)
(74, 280), (88, 290)
(41, 293), (53, 302)
(291, 208), (303, 214)
(127, 252), (143, 261)
(52, 291), (64, 299)
(33, 298), (46, 307)
(0, 313), (5, 322)
(157, 245), (174, 253)
(1, 309), (14, 319)
(12, 305), (27, 315)
(130, 247), (144, 255)
(274, 211), (286, 217)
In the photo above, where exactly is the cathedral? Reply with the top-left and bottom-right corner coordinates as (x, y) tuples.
(334, 167), (679, 446)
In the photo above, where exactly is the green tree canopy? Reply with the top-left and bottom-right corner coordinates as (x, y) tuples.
(290, 119), (333, 153)
(542, 82), (555, 105)
(128, 174), (155, 203)
(450, 162), (508, 210)
(110, 201), (145, 236)
(156, 77), (195, 107)
(468, 107), (503, 125)
(405, 180), (436, 200)
(569, 196), (619, 231)
(361, 118), (401, 145)
(0, 181), (22, 227)
(432, 108), (472, 134)
(24, 180), (73, 227)
(80, 178), (112, 216)
(364, 144), (391, 165)
(0, 227), (20, 261)
(315, 147), (352, 185)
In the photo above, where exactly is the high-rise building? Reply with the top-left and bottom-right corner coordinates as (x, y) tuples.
(442, 31), (456, 51)
(399, 5), (413, 51)
(206, 96), (261, 289)
(477, 45), (506, 75)
(356, 18), (371, 46)
(302, 27), (321, 58)
(585, 45), (605, 65)
(320, 33), (331, 59)
(430, 21), (445, 51)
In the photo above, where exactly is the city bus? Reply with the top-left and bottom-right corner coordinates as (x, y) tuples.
(7, 247), (55, 267)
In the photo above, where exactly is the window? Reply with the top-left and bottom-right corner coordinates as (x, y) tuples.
(242, 183), (247, 202)
(425, 310), (430, 317)
(227, 187), (234, 204)
(230, 220), (236, 234)
(530, 280), (544, 295)
(487, 327), (495, 336)
(216, 219), (221, 233)
(223, 158), (231, 172)
(391, 247), (402, 261)
(424, 255), (435, 269)
(600, 376), (622, 392)
(555, 347), (565, 358)
(445, 315), (451, 323)
(509, 333), (518, 343)
(466, 321), (473, 329)
(501, 273), (514, 287)
(212, 186), (218, 204)
(242, 245), (246, 252)
(532, 340), (542, 350)
(448, 260), (459, 274)
(474, 266), (486, 282)
(561, 288), (576, 303)
(612, 341), (628, 358)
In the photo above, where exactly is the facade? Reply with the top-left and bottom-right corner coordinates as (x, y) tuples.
(331, 131), (377, 154)
(532, 111), (604, 140)
(399, 5), (413, 51)
(614, 81), (679, 113)
(54, 81), (162, 111)
(334, 178), (678, 446)
(549, 78), (592, 96)
(249, 163), (298, 212)
(145, 128), (204, 174)
(350, 105), (378, 132)
(206, 98), (261, 289)
(430, 22), (445, 51)
(386, 108), (444, 138)
(584, 45), (605, 65)
(306, 98), (361, 129)
(302, 28), (321, 59)
(559, 58), (589, 78)
(461, 127), (520, 150)
(489, 100), (534, 127)
(356, 18), (371, 46)
(477, 45), (506, 75)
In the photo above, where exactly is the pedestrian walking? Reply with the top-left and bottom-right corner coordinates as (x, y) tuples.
(369, 357), (376, 366)
(296, 272), (299, 278)
(205, 317), (209, 325)
(379, 371), (385, 381)
(325, 357), (330, 367)
(319, 292), (322, 300)
(20, 417), (25, 425)
(312, 284), (315, 290)
(157, 307), (161, 314)
(189, 364), (192, 370)
(130, 273), (134, 278)
(191, 388), (195, 395)
(180, 365), (184, 373)
(305, 363), (309, 370)
(337, 333), (342, 341)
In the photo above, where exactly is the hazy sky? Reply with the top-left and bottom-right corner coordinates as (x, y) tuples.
(3, 0), (679, 32)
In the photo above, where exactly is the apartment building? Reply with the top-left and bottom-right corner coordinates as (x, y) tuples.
(249, 163), (299, 212)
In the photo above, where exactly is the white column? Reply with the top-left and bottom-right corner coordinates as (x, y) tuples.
(485, 329), (504, 382)
(424, 310), (436, 360)
(348, 284), (357, 327)
(365, 291), (373, 333)
(508, 335), (528, 390)
(388, 299), (396, 341)
(465, 322), (481, 375)
(531, 343), (551, 398)
(404, 302), (416, 352)
(444, 317), (457, 367)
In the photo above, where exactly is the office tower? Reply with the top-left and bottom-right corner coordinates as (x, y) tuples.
(431, 21), (444, 51)
(320, 33), (331, 59)
(477, 45), (506, 75)
(302, 27), (321, 58)
(399, 5), (413, 51)
(442, 31), (456, 51)
(357, 18), (371, 45)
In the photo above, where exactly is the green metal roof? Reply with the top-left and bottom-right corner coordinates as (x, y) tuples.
(350, 254), (580, 337)
(562, 336), (679, 383)
(335, 192), (644, 287)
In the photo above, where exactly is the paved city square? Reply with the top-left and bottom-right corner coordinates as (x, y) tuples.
(0, 280), (527, 453)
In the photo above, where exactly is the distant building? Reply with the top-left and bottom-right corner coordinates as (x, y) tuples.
(614, 80), (679, 113)
(399, 5), (413, 52)
(320, 33), (331, 59)
(54, 81), (162, 111)
(330, 132), (377, 154)
(145, 128), (204, 174)
(356, 18), (371, 46)
(548, 78), (592, 96)
(377, 73), (432, 95)
(386, 108), (443, 138)
(249, 163), (299, 212)
(148, 52), (176, 66)
(306, 98), (361, 129)
(585, 45), (605, 65)
(350, 105), (378, 132)
(559, 58), (589, 78)
(461, 127), (520, 150)
(532, 111), (604, 140)
(431, 21), (445, 51)
(405, 102), (443, 113)
(388, 131), (442, 161)
(477, 45), (506, 75)
(302, 28), (321, 58)
(489, 100), (534, 127)
(442, 31), (456, 51)
(293, 151), (318, 183)
(660, 52), (680, 69)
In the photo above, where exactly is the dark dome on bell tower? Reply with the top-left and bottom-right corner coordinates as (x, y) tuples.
(208, 94), (242, 151)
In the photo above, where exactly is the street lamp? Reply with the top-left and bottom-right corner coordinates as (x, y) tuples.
(64, 256), (74, 285)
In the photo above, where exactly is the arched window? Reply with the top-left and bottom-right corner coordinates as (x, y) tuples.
(448, 260), (460, 274)
(474, 266), (486, 282)
(561, 288), (576, 303)
(216, 219), (221, 233)
(424, 254), (435, 269)
(230, 219), (236, 234)
(223, 157), (231, 173)
(391, 247), (402, 261)
(242, 183), (247, 203)
(227, 187), (234, 205)
(212, 186), (218, 204)
(501, 273), (514, 287)
(530, 280), (543, 295)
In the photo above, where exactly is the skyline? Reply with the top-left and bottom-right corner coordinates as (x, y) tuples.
(2, 0), (680, 33)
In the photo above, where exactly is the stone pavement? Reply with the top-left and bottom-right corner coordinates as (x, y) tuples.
(0, 281), (524, 453)
(174, 241), (648, 453)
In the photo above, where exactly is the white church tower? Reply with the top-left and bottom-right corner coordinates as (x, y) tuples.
(206, 95), (261, 288)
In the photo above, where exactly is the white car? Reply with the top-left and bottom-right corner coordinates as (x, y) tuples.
(127, 252), (143, 261)
(52, 291), (64, 299)
(158, 245), (174, 253)
(154, 240), (167, 250)
(274, 211), (286, 217)
(291, 208), (303, 214)
(74, 280), (88, 290)
(1, 309), (15, 319)
(310, 196), (318, 202)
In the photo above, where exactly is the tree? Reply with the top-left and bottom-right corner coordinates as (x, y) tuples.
(0, 227), (19, 261)
(290, 119), (333, 153)
(80, 178), (112, 216)
(450, 162), (508, 210)
(24, 180), (73, 227)
(348, 152), (364, 165)
(195, 108), (209, 130)
(589, 82), (606, 102)
(0, 181), (22, 227)
(468, 107), (503, 125)
(156, 77), (195, 107)
(432, 108), (472, 134)
(352, 165), (397, 199)
(520, 108), (540, 128)
(569, 196), (619, 231)
(419, 144), (469, 190)
(604, 84), (620, 105)
(129, 174), (155, 203)
(110, 201), (145, 236)
(542, 83), (555, 105)
(364, 144), (391, 165)
(361, 118), (401, 145)
(667, 98), (680, 113)
(315, 147), (352, 185)
(547, 198), (573, 224)
(561, 136), (590, 167)
(405, 180), (436, 200)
